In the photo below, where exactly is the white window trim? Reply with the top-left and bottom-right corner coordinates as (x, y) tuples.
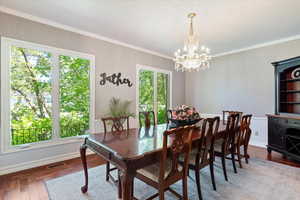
(136, 64), (172, 126)
(1, 37), (96, 153)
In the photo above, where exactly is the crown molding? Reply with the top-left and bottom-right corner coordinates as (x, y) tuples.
(0, 6), (173, 60)
(213, 34), (300, 58)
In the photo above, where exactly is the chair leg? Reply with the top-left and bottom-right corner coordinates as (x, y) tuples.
(195, 169), (203, 200)
(244, 145), (249, 164)
(131, 178), (134, 198)
(159, 188), (165, 200)
(221, 155), (228, 181)
(231, 150), (238, 174)
(106, 161), (110, 181)
(118, 170), (122, 199)
(182, 176), (189, 200)
(209, 162), (217, 191)
(237, 146), (243, 168)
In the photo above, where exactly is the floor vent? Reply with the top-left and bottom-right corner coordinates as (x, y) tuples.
(47, 162), (66, 169)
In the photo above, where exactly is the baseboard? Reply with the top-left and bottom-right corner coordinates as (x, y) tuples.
(249, 141), (267, 148)
(0, 149), (94, 176)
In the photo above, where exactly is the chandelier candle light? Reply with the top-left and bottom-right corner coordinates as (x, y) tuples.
(174, 13), (212, 72)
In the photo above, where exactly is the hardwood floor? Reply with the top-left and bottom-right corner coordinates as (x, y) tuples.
(0, 146), (299, 200)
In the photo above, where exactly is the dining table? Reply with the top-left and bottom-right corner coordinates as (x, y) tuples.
(80, 121), (227, 200)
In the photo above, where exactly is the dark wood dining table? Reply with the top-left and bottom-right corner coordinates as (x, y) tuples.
(80, 122), (227, 200)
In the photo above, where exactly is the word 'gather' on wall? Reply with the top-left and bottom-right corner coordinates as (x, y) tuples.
(99, 73), (133, 87)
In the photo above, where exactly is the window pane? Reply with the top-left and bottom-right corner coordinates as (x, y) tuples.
(157, 72), (168, 124)
(139, 70), (154, 112)
(139, 70), (155, 124)
(10, 46), (52, 145)
(59, 55), (90, 137)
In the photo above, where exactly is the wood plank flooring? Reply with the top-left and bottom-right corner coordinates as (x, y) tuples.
(0, 146), (299, 200)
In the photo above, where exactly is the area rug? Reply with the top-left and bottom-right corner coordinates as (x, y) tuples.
(46, 158), (300, 200)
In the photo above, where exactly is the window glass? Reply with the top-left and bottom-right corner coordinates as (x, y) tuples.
(10, 46), (52, 145)
(138, 68), (170, 125)
(59, 55), (90, 137)
(157, 72), (168, 124)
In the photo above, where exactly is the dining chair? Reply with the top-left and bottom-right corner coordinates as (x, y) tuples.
(139, 111), (156, 127)
(134, 125), (195, 200)
(235, 114), (252, 168)
(222, 110), (243, 125)
(187, 117), (220, 200)
(101, 116), (130, 183)
(214, 113), (240, 181)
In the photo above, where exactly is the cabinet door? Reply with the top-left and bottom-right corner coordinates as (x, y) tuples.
(268, 117), (285, 148)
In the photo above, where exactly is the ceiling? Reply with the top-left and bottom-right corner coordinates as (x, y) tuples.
(1, 0), (300, 58)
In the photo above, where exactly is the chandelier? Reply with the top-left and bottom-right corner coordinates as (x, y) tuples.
(174, 13), (212, 72)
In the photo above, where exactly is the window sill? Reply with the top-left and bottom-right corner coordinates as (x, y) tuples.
(1, 136), (87, 154)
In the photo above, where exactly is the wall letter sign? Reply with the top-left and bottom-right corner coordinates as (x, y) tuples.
(99, 73), (133, 87)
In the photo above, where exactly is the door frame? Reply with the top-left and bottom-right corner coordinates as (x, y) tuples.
(136, 64), (172, 126)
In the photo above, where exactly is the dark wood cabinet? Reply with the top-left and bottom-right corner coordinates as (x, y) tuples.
(267, 114), (300, 162)
(267, 56), (300, 162)
(273, 56), (300, 115)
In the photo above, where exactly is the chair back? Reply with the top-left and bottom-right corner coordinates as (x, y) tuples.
(139, 111), (156, 127)
(167, 109), (172, 124)
(101, 116), (130, 135)
(159, 125), (194, 184)
(238, 114), (252, 147)
(223, 114), (240, 152)
(222, 110), (243, 125)
(197, 117), (220, 166)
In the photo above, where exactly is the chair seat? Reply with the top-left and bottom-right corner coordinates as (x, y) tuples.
(188, 148), (199, 164)
(178, 148), (198, 164)
(214, 139), (236, 155)
(189, 148), (211, 167)
(236, 137), (247, 146)
(214, 139), (224, 153)
(137, 158), (183, 183)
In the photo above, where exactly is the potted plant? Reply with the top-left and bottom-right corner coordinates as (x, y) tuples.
(105, 97), (135, 129)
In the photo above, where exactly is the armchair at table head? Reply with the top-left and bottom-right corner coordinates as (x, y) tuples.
(139, 111), (156, 128)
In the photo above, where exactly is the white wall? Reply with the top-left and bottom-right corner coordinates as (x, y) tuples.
(0, 12), (184, 175)
(186, 39), (300, 148)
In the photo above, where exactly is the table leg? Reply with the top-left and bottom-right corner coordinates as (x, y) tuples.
(80, 144), (88, 193)
(121, 170), (135, 200)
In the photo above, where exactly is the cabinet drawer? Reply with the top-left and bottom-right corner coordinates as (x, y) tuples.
(288, 119), (300, 127)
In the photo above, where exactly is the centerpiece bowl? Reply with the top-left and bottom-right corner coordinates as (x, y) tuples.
(170, 118), (202, 127)
(169, 105), (202, 128)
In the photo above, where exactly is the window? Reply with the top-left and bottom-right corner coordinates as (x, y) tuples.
(137, 65), (172, 124)
(1, 38), (95, 152)
(59, 55), (90, 138)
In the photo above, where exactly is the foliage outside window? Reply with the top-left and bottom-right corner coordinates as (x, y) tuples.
(10, 47), (53, 145)
(138, 68), (170, 125)
(59, 55), (90, 138)
(6, 42), (92, 146)
(157, 72), (168, 124)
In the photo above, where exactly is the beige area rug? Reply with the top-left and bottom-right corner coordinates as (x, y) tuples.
(46, 158), (300, 200)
